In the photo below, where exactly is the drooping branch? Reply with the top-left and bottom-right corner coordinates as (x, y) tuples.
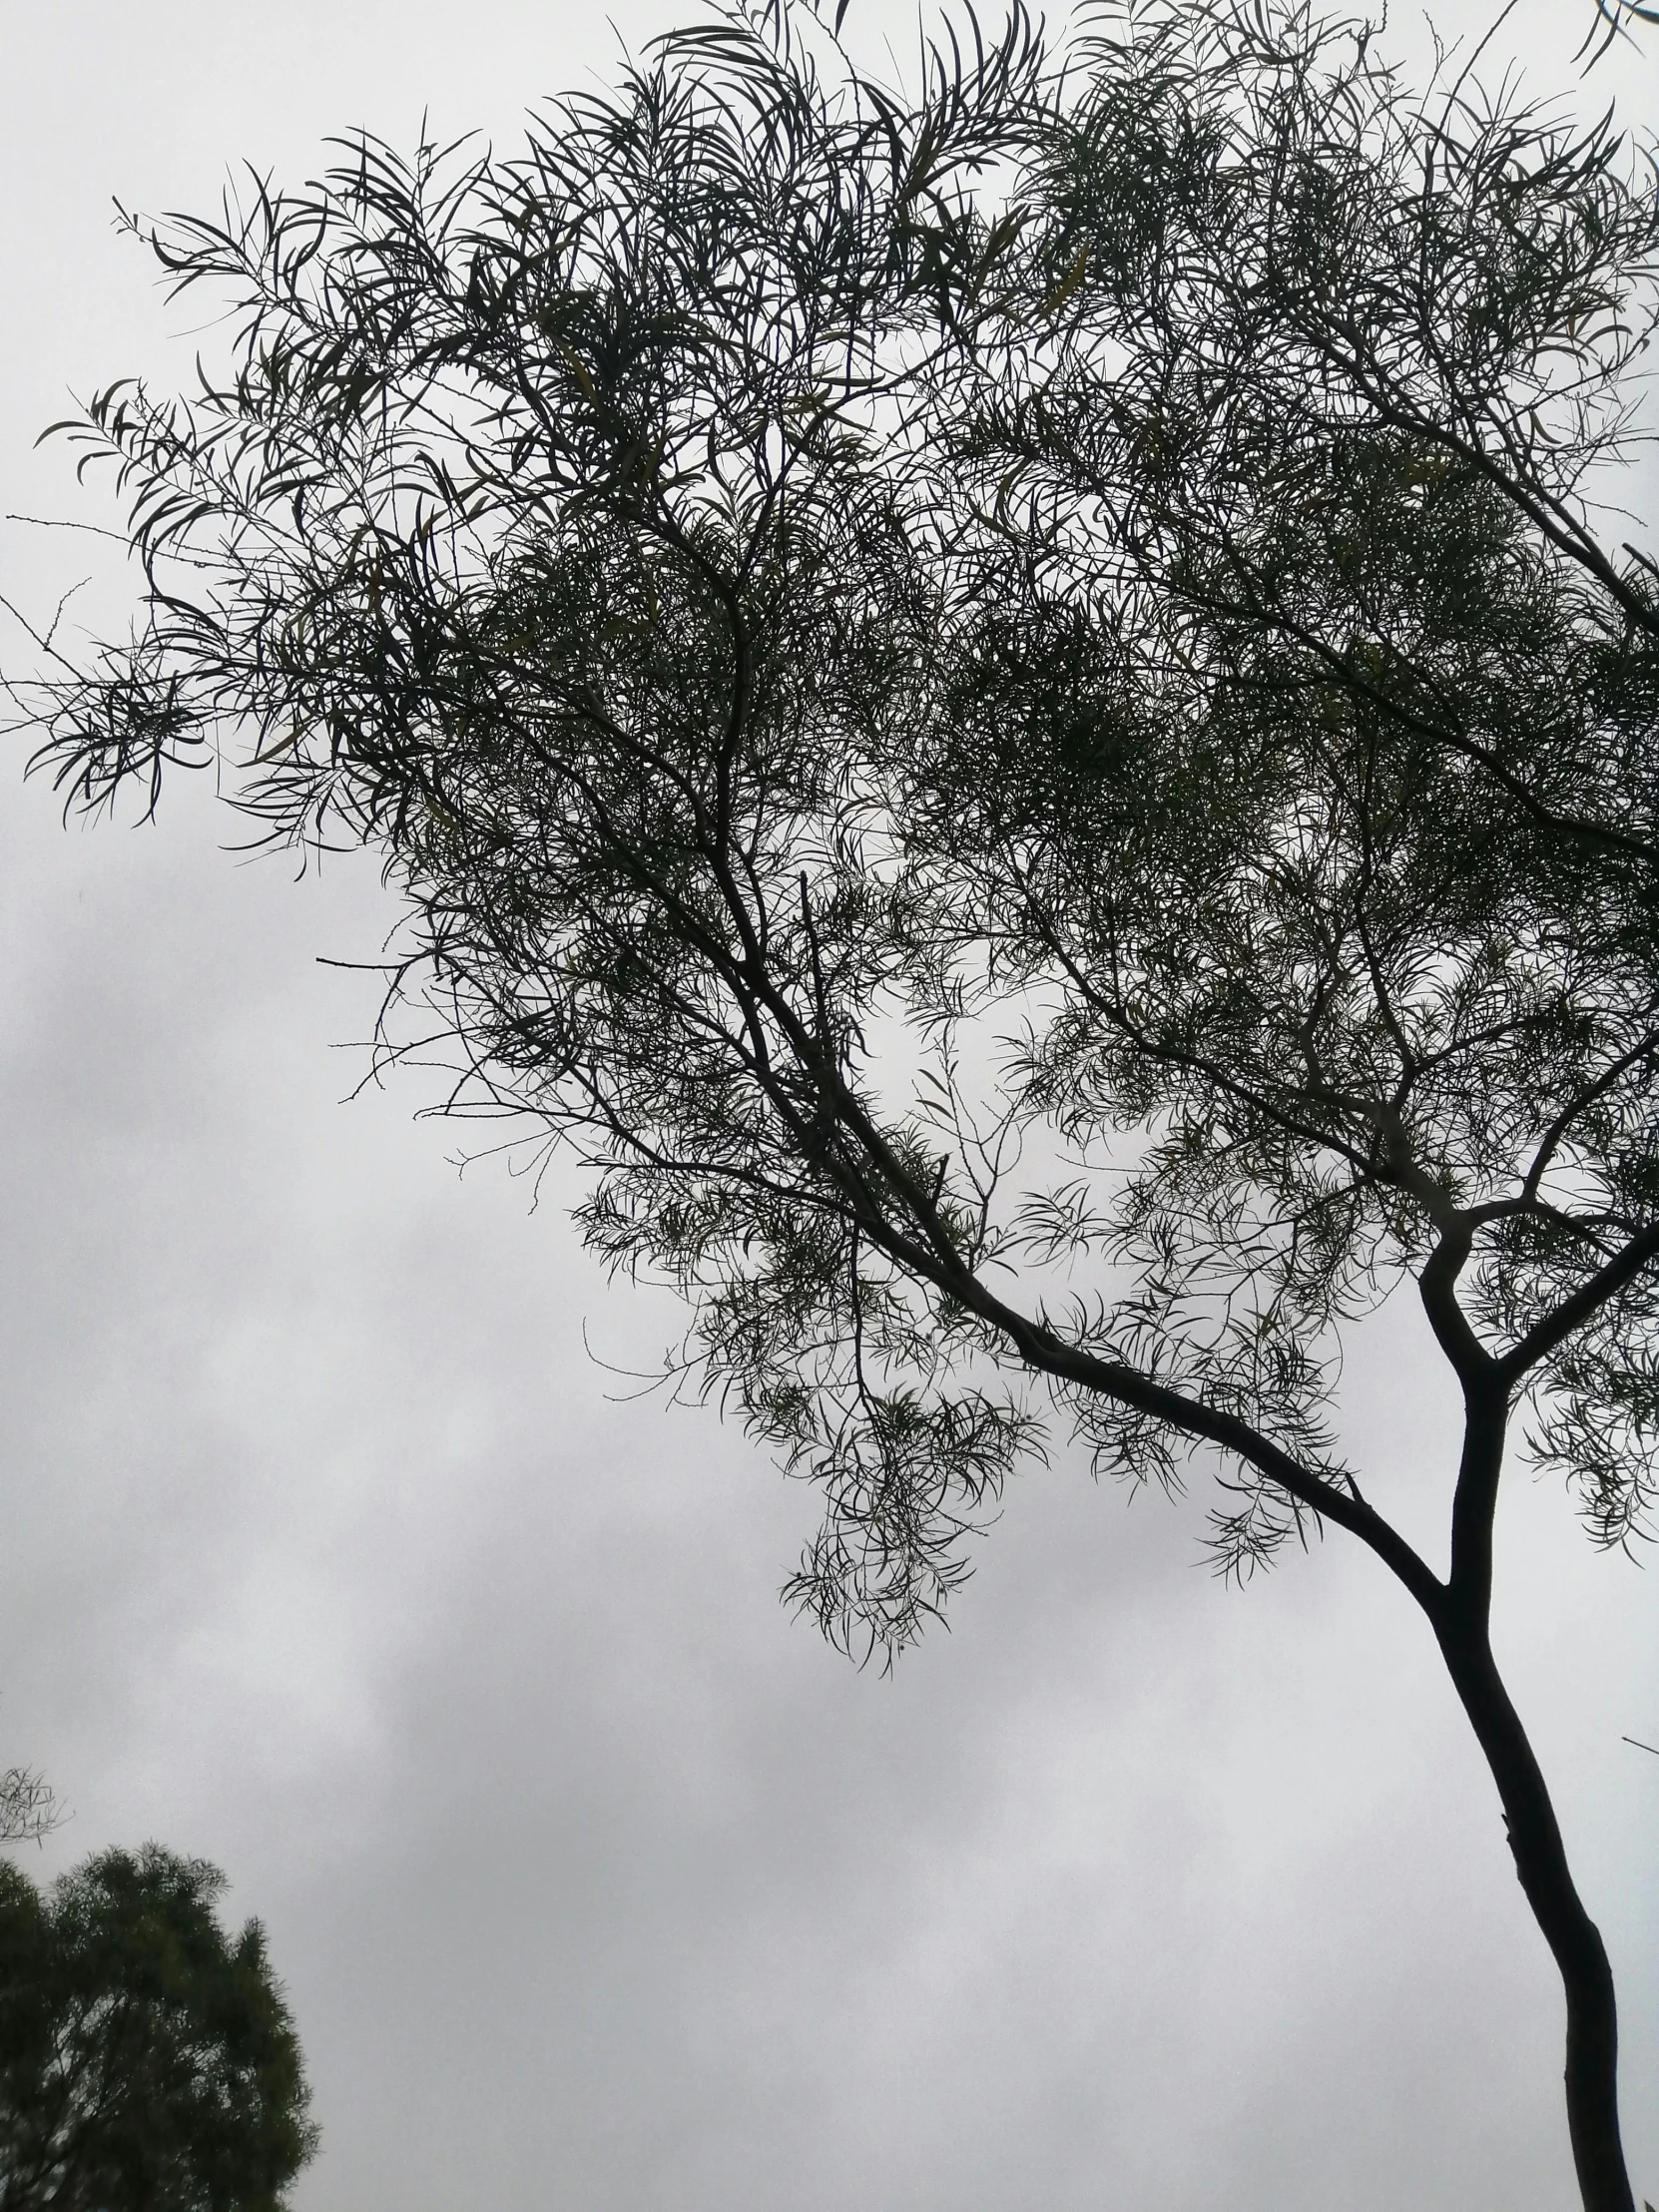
(1500, 1222), (1659, 1385)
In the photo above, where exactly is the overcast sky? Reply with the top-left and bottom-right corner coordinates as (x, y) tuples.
(1, 3), (1656, 2207)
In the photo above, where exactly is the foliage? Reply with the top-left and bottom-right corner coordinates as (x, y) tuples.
(912, 0), (1659, 1574)
(0, 1845), (317, 2212)
(14, 0), (1051, 1654)
(14, 0), (1659, 1652)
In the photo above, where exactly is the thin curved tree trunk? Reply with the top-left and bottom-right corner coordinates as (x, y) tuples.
(1391, 1309), (1639, 2212)
(1430, 1601), (1633, 2212)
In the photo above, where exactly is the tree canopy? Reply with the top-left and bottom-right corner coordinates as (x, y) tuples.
(7, 1), (1659, 2204)
(0, 1845), (317, 2212)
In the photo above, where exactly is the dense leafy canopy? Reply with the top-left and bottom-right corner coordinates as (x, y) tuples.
(18, 0), (1659, 1652)
(0, 1846), (316, 2212)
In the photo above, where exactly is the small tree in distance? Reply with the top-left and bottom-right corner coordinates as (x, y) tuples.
(0, 1771), (64, 1853)
(0, 1844), (317, 2210)
(8, 1), (1659, 2202)
(0, 1701), (67, 1854)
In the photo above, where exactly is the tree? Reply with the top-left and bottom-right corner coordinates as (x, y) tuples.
(0, 1844), (317, 2210)
(0, 1772), (64, 1853)
(6, 0), (1658, 2201)
(1, 1702), (66, 1852)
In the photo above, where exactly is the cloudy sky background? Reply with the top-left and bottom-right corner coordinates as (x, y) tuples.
(1, 2), (1656, 2205)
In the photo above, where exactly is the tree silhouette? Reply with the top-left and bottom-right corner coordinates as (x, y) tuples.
(0, 1771), (63, 1853)
(8, 2), (1658, 2202)
(0, 1845), (316, 2210)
